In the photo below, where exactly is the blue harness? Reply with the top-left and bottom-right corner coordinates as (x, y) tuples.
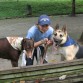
(60, 36), (77, 47)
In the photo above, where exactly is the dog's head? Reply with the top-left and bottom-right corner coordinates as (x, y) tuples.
(21, 38), (34, 58)
(53, 24), (68, 46)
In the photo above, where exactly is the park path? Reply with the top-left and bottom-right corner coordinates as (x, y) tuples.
(0, 14), (83, 70)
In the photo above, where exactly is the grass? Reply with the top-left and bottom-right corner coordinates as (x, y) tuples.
(0, 0), (83, 19)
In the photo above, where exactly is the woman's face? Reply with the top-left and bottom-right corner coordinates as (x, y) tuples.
(38, 24), (49, 33)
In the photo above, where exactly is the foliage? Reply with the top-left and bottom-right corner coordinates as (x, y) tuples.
(0, 0), (83, 19)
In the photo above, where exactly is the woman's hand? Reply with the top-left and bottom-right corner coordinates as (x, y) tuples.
(41, 38), (48, 44)
(46, 40), (53, 46)
(41, 38), (53, 46)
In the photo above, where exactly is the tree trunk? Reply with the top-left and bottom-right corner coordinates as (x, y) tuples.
(26, 4), (32, 16)
(71, 0), (76, 16)
(17, 0), (19, 2)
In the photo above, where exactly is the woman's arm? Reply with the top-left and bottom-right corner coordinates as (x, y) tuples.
(34, 38), (48, 47)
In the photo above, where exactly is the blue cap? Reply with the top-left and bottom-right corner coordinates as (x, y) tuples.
(38, 14), (51, 26)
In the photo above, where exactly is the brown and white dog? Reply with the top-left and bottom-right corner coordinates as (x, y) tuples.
(53, 24), (83, 61)
(0, 37), (34, 67)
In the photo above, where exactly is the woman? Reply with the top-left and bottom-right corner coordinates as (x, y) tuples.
(22, 14), (54, 66)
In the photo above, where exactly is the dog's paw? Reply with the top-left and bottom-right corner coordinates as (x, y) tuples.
(59, 75), (67, 80)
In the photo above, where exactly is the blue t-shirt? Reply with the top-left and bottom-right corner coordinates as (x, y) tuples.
(26, 25), (54, 42)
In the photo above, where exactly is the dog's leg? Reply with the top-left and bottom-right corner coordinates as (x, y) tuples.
(41, 44), (48, 64)
(36, 47), (41, 64)
(11, 60), (18, 67)
(61, 55), (65, 61)
(65, 54), (75, 61)
(65, 46), (77, 61)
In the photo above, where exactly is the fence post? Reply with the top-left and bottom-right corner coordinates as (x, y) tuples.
(71, 0), (76, 16)
(26, 4), (32, 16)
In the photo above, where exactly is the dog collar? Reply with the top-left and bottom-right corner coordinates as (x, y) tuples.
(60, 36), (77, 47)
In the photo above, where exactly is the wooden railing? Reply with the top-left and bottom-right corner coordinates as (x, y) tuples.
(0, 59), (83, 83)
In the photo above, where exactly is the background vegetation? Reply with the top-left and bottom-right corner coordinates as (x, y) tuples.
(0, 0), (83, 19)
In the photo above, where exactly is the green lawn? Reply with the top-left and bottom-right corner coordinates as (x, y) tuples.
(0, 0), (83, 19)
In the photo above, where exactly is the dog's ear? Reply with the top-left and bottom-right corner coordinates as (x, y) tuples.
(55, 24), (59, 30)
(62, 25), (67, 33)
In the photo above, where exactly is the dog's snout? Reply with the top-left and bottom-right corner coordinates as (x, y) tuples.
(55, 40), (58, 43)
(53, 38), (62, 46)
